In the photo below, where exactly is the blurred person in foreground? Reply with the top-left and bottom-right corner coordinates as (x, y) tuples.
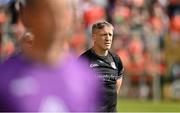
(79, 21), (124, 112)
(0, 0), (100, 112)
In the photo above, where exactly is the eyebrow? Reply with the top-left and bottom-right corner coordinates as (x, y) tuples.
(100, 33), (113, 36)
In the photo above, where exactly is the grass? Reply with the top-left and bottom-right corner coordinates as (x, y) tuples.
(117, 98), (180, 112)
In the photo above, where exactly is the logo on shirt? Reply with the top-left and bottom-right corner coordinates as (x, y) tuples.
(111, 62), (117, 69)
(90, 63), (99, 68)
(97, 60), (104, 64)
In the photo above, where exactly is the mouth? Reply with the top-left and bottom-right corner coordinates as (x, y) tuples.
(105, 42), (111, 45)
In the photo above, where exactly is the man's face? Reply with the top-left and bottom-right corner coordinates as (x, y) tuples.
(93, 26), (113, 51)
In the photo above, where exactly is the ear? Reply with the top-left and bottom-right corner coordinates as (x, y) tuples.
(92, 33), (96, 41)
(23, 32), (34, 48)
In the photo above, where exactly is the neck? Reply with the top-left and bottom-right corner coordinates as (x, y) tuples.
(24, 42), (68, 65)
(92, 47), (108, 56)
(46, 43), (68, 64)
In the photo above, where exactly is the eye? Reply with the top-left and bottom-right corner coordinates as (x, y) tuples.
(104, 34), (108, 36)
(100, 33), (106, 36)
(109, 33), (112, 36)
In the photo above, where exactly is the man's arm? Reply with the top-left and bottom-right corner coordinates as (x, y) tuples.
(116, 77), (123, 95)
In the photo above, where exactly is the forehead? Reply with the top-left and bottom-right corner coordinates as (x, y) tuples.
(20, 0), (74, 23)
(97, 26), (113, 33)
(48, 0), (73, 10)
(23, 0), (73, 12)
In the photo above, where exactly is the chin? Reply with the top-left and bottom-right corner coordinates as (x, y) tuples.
(103, 47), (110, 51)
(106, 46), (111, 50)
(102, 45), (111, 51)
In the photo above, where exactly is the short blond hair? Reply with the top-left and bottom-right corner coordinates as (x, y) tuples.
(92, 21), (114, 34)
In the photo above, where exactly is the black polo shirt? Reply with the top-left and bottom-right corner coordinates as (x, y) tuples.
(79, 49), (123, 112)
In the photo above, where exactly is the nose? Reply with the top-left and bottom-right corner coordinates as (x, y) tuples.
(105, 34), (111, 41)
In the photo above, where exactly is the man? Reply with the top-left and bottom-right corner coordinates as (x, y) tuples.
(79, 21), (124, 112)
(0, 0), (100, 112)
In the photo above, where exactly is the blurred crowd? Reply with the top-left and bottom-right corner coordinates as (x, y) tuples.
(0, 0), (180, 99)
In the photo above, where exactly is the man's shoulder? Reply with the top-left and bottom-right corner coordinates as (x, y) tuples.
(78, 49), (93, 60)
(80, 49), (92, 56)
(109, 51), (123, 68)
(0, 54), (19, 69)
(0, 53), (33, 75)
(108, 51), (117, 56)
(109, 51), (121, 60)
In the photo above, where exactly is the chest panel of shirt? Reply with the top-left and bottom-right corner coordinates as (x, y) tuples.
(89, 55), (119, 84)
